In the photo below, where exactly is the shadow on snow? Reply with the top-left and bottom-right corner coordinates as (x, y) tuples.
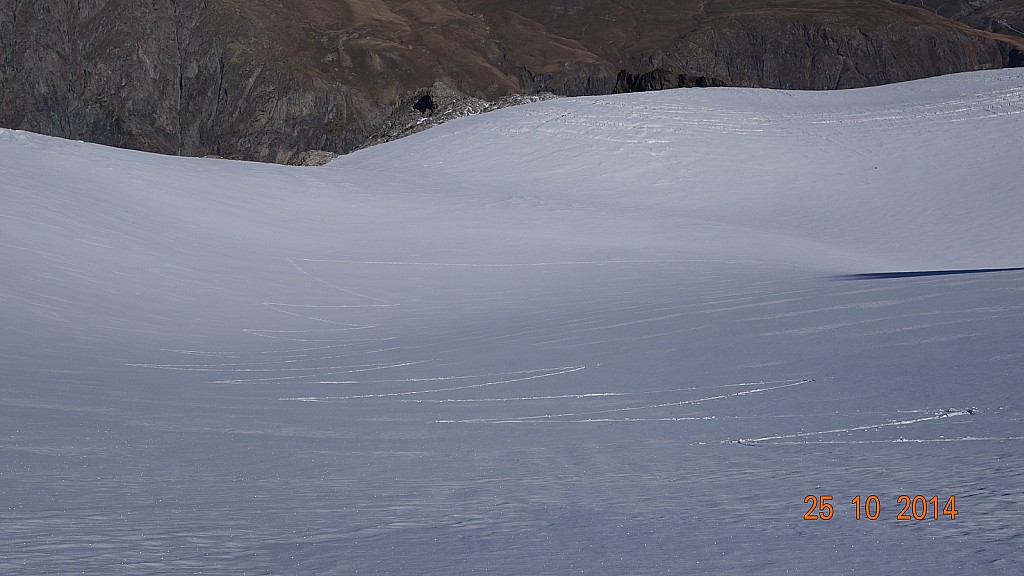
(835, 267), (1024, 280)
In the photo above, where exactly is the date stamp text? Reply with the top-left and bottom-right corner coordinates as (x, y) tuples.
(803, 495), (958, 521)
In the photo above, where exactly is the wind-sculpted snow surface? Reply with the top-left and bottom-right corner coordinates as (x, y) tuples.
(1, 70), (1023, 574)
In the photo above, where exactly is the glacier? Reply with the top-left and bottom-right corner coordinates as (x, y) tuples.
(1, 69), (1023, 574)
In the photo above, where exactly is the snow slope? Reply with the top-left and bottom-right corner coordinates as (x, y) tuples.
(1, 69), (1022, 574)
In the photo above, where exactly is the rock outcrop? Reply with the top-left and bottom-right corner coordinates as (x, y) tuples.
(2, 0), (1022, 163)
(359, 81), (558, 152)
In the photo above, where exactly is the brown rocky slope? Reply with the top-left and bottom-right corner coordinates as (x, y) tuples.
(2, 0), (1022, 163)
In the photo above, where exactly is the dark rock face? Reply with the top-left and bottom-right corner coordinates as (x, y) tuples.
(661, 16), (1017, 90)
(2, 0), (1023, 163)
(0, 0), (362, 163)
(0, 0), (187, 155)
(613, 69), (726, 93)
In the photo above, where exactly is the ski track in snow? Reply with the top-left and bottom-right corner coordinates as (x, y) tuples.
(130, 255), (1023, 447)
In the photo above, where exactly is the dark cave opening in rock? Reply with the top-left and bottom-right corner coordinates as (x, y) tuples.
(413, 94), (435, 114)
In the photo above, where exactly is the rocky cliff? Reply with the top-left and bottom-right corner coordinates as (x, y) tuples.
(2, 0), (1022, 163)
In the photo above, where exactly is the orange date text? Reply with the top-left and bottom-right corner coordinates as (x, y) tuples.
(803, 495), (958, 521)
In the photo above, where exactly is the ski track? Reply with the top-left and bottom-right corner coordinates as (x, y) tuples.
(731, 408), (982, 445)
(128, 257), (1021, 447)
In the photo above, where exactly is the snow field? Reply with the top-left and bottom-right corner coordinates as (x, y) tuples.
(1, 69), (1023, 574)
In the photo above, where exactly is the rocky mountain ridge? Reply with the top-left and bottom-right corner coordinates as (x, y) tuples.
(2, 0), (1022, 163)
